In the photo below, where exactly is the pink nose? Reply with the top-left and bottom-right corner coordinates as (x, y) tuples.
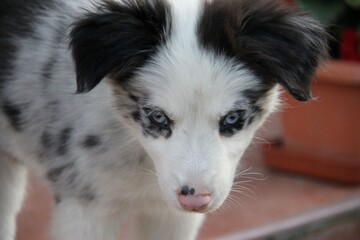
(177, 194), (211, 212)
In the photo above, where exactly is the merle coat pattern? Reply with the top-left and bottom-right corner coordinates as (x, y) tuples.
(0, 0), (327, 239)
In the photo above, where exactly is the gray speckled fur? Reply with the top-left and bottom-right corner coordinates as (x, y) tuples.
(0, 1), (171, 239)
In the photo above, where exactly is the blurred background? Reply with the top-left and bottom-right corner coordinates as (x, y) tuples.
(16, 0), (360, 239)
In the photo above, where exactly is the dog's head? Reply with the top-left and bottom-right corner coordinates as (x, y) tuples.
(70, 0), (327, 212)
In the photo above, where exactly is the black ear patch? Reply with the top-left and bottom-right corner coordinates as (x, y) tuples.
(198, 0), (328, 101)
(69, 0), (171, 93)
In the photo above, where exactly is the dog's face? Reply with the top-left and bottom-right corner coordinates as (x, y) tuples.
(113, 50), (280, 212)
(70, 0), (327, 212)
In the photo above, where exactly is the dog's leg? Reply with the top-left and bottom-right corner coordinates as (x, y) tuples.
(133, 210), (205, 240)
(50, 199), (121, 240)
(0, 153), (27, 240)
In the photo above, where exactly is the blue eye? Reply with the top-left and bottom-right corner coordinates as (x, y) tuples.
(220, 110), (245, 129)
(149, 111), (169, 126)
(220, 110), (246, 137)
(224, 112), (240, 125)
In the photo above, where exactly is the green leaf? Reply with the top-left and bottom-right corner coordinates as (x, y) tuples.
(294, 0), (346, 24)
(345, 0), (360, 8)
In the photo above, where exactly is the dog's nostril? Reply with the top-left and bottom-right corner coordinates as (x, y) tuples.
(180, 185), (189, 195)
(180, 185), (196, 196)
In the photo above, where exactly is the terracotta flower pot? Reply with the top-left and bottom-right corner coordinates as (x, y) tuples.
(263, 61), (360, 184)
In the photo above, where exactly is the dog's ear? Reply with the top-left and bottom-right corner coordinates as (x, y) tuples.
(69, 0), (171, 93)
(235, 1), (328, 101)
(199, 0), (328, 101)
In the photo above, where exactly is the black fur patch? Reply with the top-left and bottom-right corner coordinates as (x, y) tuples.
(132, 110), (142, 123)
(47, 163), (74, 183)
(57, 127), (72, 156)
(1, 101), (23, 131)
(70, 0), (172, 93)
(128, 93), (140, 103)
(42, 57), (57, 81)
(198, 0), (327, 101)
(82, 135), (101, 148)
(80, 185), (96, 201)
(41, 131), (55, 150)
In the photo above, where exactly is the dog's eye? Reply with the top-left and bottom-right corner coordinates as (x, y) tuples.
(219, 110), (246, 137)
(223, 111), (244, 126)
(149, 111), (169, 127)
(224, 112), (241, 125)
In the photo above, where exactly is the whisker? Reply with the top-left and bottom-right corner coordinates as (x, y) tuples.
(233, 182), (256, 188)
(232, 186), (256, 195)
(234, 167), (267, 181)
(224, 194), (244, 209)
(231, 190), (257, 200)
(252, 136), (271, 145)
(230, 166), (268, 204)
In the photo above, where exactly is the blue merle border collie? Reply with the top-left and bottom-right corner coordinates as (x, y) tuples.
(0, 0), (327, 239)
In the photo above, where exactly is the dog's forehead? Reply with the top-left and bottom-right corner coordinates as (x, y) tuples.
(133, 0), (261, 116)
(136, 51), (259, 118)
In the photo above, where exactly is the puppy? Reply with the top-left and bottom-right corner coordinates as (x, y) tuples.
(0, 0), (327, 239)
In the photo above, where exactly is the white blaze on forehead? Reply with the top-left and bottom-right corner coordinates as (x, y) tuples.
(138, 58), (259, 122)
(136, 0), (260, 121)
